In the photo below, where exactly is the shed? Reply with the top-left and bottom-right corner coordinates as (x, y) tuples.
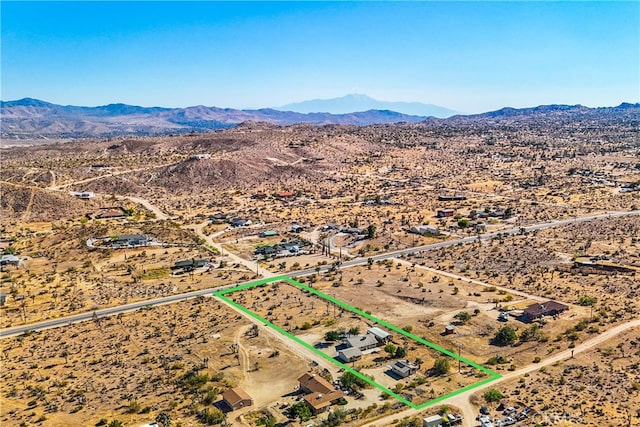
(259, 230), (278, 238)
(423, 414), (443, 427)
(222, 387), (253, 411)
(444, 325), (455, 335)
(367, 327), (391, 343)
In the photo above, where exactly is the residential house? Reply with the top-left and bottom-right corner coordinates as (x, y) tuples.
(438, 195), (466, 201)
(344, 333), (379, 351)
(0, 254), (20, 266)
(113, 234), (149, 247)
(341, 227), (363, 235)
(72, 191), (96, 199)
(221, 387), (253, 411)
(171, 259), (209, 272)
(230, 218), (251, 227)
(389, 360), (418, 378)
(298, 372), (334, 394)
(209, 212), (228, 223)
(521, 301), (568, 322)
(297, 373), (344, 414)
(408, 225), (440, 236)
(436, 209), (455, 218)
(276, 191), (296, 199)
(337, 347), (362, 363)
(95, 207), (126, 220)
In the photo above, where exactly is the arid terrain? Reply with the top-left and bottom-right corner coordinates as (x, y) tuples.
(1, 105), (639, 426)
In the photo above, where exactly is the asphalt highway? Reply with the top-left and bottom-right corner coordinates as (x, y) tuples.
(2, 210), (638, 338)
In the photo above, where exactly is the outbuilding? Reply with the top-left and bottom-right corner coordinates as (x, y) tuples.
(221, 387), (253, 411)
(423, 414), (443, 427)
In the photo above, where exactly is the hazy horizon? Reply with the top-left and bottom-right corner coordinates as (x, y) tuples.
(2, 1), (638, 114)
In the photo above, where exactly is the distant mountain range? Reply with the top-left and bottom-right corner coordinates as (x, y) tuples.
(1, 97), (638, 140)
(276, 94), (460, 117)
(0, 97), (428, 140)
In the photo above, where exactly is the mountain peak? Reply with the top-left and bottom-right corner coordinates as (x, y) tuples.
(276, 94), (459, 118)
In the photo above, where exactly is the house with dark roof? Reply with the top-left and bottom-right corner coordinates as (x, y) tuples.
(111, 234), (149, 247)
(438, 195), (466, 201)
(437, 209), (455, 218)
(221, 387), (253, 411)
(95, 207), (126, 220)
(171, 259), (209, 272)
(520, 301), (568, 322)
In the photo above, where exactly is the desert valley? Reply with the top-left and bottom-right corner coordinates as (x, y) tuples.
(1, 102), (640, 427)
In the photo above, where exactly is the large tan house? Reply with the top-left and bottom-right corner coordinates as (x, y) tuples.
(297, 372), (344, 414)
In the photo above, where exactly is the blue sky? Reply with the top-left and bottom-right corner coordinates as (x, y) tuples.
(1, 1), (638, 113)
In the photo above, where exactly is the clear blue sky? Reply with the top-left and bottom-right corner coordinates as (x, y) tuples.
(2, 1), (638, 113)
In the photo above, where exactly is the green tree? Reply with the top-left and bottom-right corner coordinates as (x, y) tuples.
(431, 358), (450, 376)
(366, 224), (377, 239)
(384, 343), (397, 356)
(156, 412), (171, 427)
(108, 421), (123, 427)
(325, 330), (340, 341)
(493, 326), (518, 346)
(347, 327), (360, 337)
(454, 311), (471, 323)
(483, 388), (504, 403)
(325, 407), (347, 427)
(198, 407), (225, 425)
(457, 218), (470, 228)
(288, 402), (312, 422)
(257, 414), (276, 427)
(339, 371), (369, 390)
(577, 295), (597, 306)
(394, 346), (407, 358)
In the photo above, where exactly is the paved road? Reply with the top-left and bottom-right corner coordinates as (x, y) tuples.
(0, 279), (265, 338)
(291, 210), (640, 277)
(2, 210), (638, 340)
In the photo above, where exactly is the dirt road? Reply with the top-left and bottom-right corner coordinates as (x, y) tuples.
(361, 318), (640, 427)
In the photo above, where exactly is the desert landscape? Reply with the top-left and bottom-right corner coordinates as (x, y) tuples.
(1, 103), (639, 427)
